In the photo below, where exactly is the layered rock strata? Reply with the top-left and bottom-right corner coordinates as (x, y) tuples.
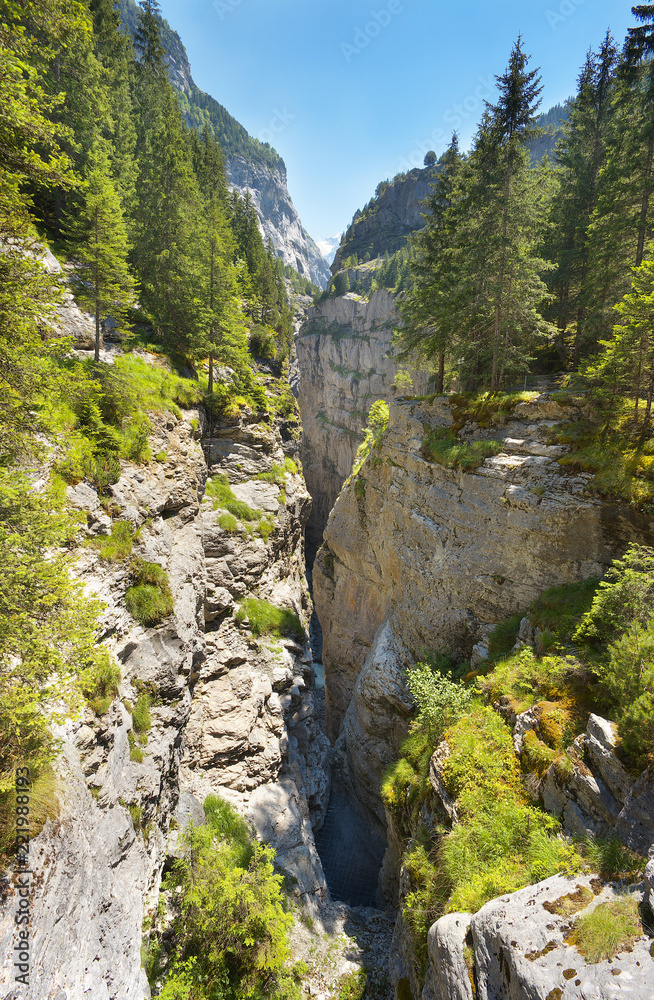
(296, 289), (428, 559)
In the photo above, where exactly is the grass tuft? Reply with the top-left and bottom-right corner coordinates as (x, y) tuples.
(235, 597), (303, 640)
(569, 896), (641, 963)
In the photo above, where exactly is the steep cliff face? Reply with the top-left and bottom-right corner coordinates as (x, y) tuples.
(333, 167), (433, 272)
(227, 157), (330, 286)
(313, 395), (654, 829)
(0, 363), (331, 998)
(117, 0), (330, 288)
(296, 289), (429, 558)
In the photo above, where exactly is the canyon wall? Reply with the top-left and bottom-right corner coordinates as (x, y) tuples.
(296, 288), (429, 559)
(313, 394), (654, 831)
(0, 369), (330, 999)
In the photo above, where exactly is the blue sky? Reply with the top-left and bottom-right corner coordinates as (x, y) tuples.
(156, 0), (635, 246)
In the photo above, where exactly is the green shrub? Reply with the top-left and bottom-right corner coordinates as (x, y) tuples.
(235, 597), (303, 640)
(80, 649), (121, 715)
(257, 518), (275, 543)
(569, 897), (641, 963)
(255, 463), (287, 486)
(352, 400), (390, 475)
(159, 794), (296, 1000)
(126, 560), (174, 625)
(421, 429), (503, 470)
(530, 578), (599, 645)
(338, 968), (369, 1000)
(405, 661), (473, 746)
(574, 544), (654, 645)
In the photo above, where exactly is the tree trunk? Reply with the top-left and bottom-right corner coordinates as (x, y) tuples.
(636, 135), (654, 268)
(437, 352), (445, 394)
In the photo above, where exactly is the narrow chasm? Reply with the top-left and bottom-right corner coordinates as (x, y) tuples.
(307, 567), (387, 910)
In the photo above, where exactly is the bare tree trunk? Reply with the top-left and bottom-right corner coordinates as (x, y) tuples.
(437, 352), (445, 394)
(636, 136), (653, 268)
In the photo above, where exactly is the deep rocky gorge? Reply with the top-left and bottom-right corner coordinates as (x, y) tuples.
(2, 305), (654, 1000)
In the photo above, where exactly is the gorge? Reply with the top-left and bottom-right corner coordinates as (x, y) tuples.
(3, 4), (654, 998)
(2, 271), (654, 1000)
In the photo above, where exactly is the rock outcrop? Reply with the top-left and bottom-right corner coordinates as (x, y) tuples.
(296, 289), (428, 559)
(0, 374), (331, 997)
(117, 0), (330, 289)
(333, 167), (434, 273)
(423, 873), (653, 1000)
(313, 395), (654, 828)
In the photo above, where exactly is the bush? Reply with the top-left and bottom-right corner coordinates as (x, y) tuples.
(405, 662), (473, 746)
(217, 512), (240, 533)
(352, 400), (390, 475)
(235, 598), (303, 640)
(80, 649), (121, 715)
(159, 795), (297, 1000)
(569, 896), (641, 963)
(581, 835), (646, 881)
(574, 544), (654, 645)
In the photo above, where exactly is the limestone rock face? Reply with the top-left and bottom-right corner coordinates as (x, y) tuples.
(227, 157), (330, 288)
(313, 396), (654, 822)
(422, 913), (473, 1000)
(0, 390), (330, 995)
(468, 873), (652, 1000)
(297, 290), (429, 557)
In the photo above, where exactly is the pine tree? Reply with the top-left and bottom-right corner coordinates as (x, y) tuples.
(485, 37), (544, 389)
(397, 135), (464, 391)
(65, 143), (136, 361)
(547, 33), (618, 362)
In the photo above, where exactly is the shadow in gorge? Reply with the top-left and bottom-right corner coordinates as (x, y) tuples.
(314, 787), (387, 908)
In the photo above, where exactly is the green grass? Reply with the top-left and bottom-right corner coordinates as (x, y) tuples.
(80, 649), (121, 715)
(234, 597), (303, 640)
(581, 835), (646, 882)
(132, 692), (152, 735)
(205, 474), (262, 522)
(449, 390), (538, 428)
(128, 730), (144, 762)
(421, 428), (504, 470)
(125, 560), (174, 626)
(90, 520), (136, 562)
(217, 512), (240, 532)
(569, 896), (642, 963)
(550, 399), (654, 509)
(487, 614), (523, 661)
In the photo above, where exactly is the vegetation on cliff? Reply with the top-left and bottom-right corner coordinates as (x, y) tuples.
(382, 544), (653, 976)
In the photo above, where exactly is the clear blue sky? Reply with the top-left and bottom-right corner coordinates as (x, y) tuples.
(156, 0), (635, 245)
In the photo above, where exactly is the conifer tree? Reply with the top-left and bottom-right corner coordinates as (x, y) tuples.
(485, 36), (545, 389)
(547, 33), (618, 362)
(397, 135), (464, 391)
(65, 143), (136, 361)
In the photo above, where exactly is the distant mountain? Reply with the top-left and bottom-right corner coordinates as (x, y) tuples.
(527, 102), (570, 163)
(116, 0), (330, 288)
(316, 235), (342, 266)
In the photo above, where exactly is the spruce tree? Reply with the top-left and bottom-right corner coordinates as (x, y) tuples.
(65, 142), (136, 361)
(547, 33), (618, 362)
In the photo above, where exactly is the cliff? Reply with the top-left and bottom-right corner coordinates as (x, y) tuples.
(333, 167), (434, 272)
(312, 392), (654, 999)
(117, 0), (330, 288)
(0, 352), (332, 997)
(313, 394), (654, 823)
(296, 288), (429, 559)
